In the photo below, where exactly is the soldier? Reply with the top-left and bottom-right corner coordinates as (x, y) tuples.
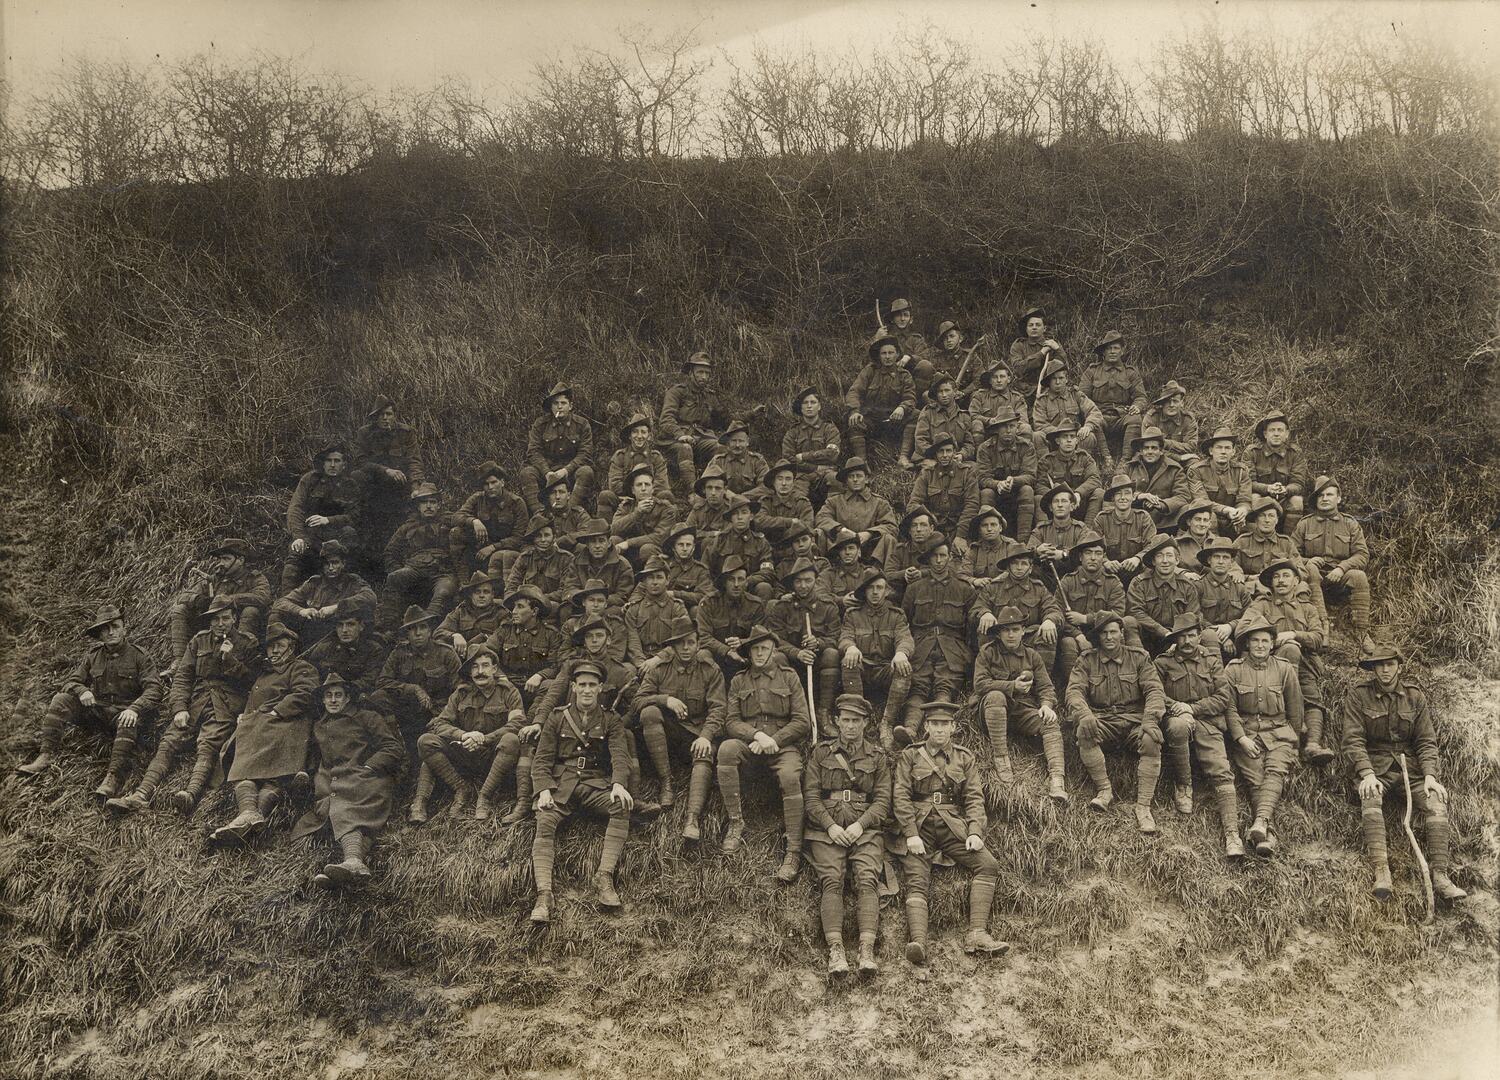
(845, 334), (918, 466)
(1125, 534), (1204, 655)
(1233, 496), (1302, 580)
(1008, 307), (1063, 391)
(378, 483), (458, 630)
(104, 596), (256, 815)
(1038, 421), (1103, 522)
(657, 523), (714, 612)
(624, 554), (693, 667)
(601, 413), (672, 521)
(819, 527), (868, 608)
(434, 571), (507, 660)
(926, 320), (975, 392)
(1032, 360), (1106, 467)
(16, 604), (162, 799)
(1065, 610), (1167, 832)
(768, 521), (829, 592)
(1141, 380), (1199, 459)
(607, 468), (678, 571)
(270, 540), (376, 646)
(804, 694), (892, 977)
(1344, 634), (1466, 902)
(767, 558), (842, 719)
(527, 662), (635, 921)
(1029, 484), (1092, 570)
(169, 538), (271, 660)
(909, 434), (979, 556)
(540, 474), (593, 552)
(485, 587), (566, 702)
(1223, 614), (1303, 857)
(707, 420), (768, 497)
(885, 298), (933, 382)
(416, 644), (527, 820)
(967, 363), (1032, 439)
(1249, 411), (1310, 532)
(352, 398), (425, 541)
(1239, 560), (1335, 765)
(960, 506), (1009, 589)
(562, 580), (631, 665)
(1056, 531), (1130, 688)
(894, 698), (1009, 964)
(375, 602), (461, 770)
(293, 673), (405, 888)
(1196, 538), (1254, 650)
(450, 461), (530, 578)
(1093, 473), (1156, 577)
(782, 386), (843, 502)
(303, 598), (386, 695)
(210, 623), (320, 847)
(706, 493), (775, 599)
(884, 506), (936, 603)
(281, 443), (362, 593)
(816, 458), (898, 568)
(896, 534), (975, 742)
(1188, 429), (1252, 532)
(838, 568), (914, 748)
(568, 517), (636, 605)
(1124, 427), (1192, 527)
(912, 375), (974, 462)
(717, 625), (811, 880)
(1154, 614), (1245, 857)
(753, 459), (816, 545)
(683, 464), (732, 545)
(1173, 499), (1224, 571)
(1079, 331), (1147, 462)
(658, 351), (725, 489)
(502, 515), (571, 611)
(975, 605), (1066, 798)
(1294, 476), (1372, 635)
(974, 540), (1064, 672)
(975, 409), (1037, 541)
(520, 382), (596, 515)
(696, 556), (765, 678)
(634, 616), (727, 834)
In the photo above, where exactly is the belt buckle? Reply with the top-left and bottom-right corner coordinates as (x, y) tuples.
(929, 792), (944, 806)
(574, 756), (588, 768)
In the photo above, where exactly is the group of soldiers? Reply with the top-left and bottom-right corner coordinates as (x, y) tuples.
(13, 301), (1468, 976)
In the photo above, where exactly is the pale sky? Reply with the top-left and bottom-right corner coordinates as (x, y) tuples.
(3, 0), (1494, 104)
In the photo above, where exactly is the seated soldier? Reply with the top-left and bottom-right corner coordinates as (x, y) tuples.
(540, 474), (592, 553)
(1294, 475), (1372, 636)
(352, 398), (425, 541)
(1037, 422), (1103, 522)
(886, 298), (933, 389)
(768, 558), (841, 719)
(1125, 535), (1205, 655)
(1125, 427), (1192, 527)
(845, 334), (918, 466)
(753, 459), (816, 545)
(819, 528), (867, 608)
(416, 644), (526, 822)
(434, 571), (507, 661)
(658, 523), (714, 613)
(895, 534), (975, 743)
(16, 604), (161, 800)
(568, 518), (635, 607)
(912, 375), (974, 464)
(1055, 531), (1129, 689)
(884, 506), (936, 604)
(105, 596), (255, 816)
(706, 494), (775, 600)
(451, 461), (529, 579)
(804, 694), (892, 977)
(1249, 411), (1310, 532)
(378, 483), (459, 631)
(1094, 473), (1156, 578)
(1154, 614), (1245, 857)
(169, 538), (271, 661)
(894, 698), (1009, 965)
(1239, 560), (1335, 765)
(816, 457), (898, 569)
(1141, 380), (1199, 459)
(1234, 496), (1304, 581)
(270, 540), (376, 646)
(601, 413), (671, 521)
(563, 580), (630, 664)
(1065, 610), (1167, 833)
(293, 673), (405, 888)
(1344, 633), (1467, 902)
(303, 598), (385, 694)
(1188, 429), (1252, 533)
(502, 514), (570, 612)
(707, 420), (768, 497)
(974, 540), (1064, 672)
(1008, 306), (1063, 390)
(966, 363), (1031, 440)
(634, 616), (727, 835)
(781, 387), (842, 503)
(485, 586), (566, 705)
(209, 623), (319, 847)
(520, 382), (596, 515)
(769, 522), (828, 585)
(1079, 331), (1147, 463)
(838, 568), (914, 749)
(529, 662), (635, 923)
(1032, 361), (1106, 468)
(1173, 499), (1224, 571)
(683, 464), (732, 547)
(1196, 537), (1254, 650)
(975, 409), (1037, 541)
(908, 434), (979, 556)
(624, 555), (692, 669)
(373, 605), (462, 791)
(696, 556), (765, 679)
(609, 467), (678, 568)
(1029, 484), (1091, 571)
(959, 506), (1008, 589)
(1223, 614), (1303, 857)
(717, 626), (812, 881)
(975, 605), (1066, 799)
(658, 351), (724, 491)
(281, 443), (362, 594)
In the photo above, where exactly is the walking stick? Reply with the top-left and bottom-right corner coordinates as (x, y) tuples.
(953, 335), (990, 390)
(1033, 344), (1053, 401)
(875, 301), (886, 335)
(805, 611), (820, 743)
(1399, 754), (1435, 924)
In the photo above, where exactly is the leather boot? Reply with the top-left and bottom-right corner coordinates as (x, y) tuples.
(426, 753), (475, 815)
(1427, 817), (1467, 901)
(1173, 784), (1193, 814)
(93, 730), (137, 801)
(681, 816), (701, 842)
(322, 831), (372, 886)
(1134, 806), (1158, 834)
(1360, 806), (1392, 900)
(474, 749), (514, 820)
(1302, 707), (1335, 765)
(173, 749), (215, 817)
(722, 819), (745, 853)
(881, 675), (911, 753)
(211, 781), (266, 846)
(856, 938), (878, 975)
(903, 898), (929, 965)
(1080, 740), (1112, 811)
(1135, 750), (1161, 832)
(827, 941), (850, 977)
(408, 763), (435, 825)
(501, 759), (533, 825)
(16, 751), (54, 777)
(1215, 783), (1243, 858)
(17, 714), (64, 777)
(105, 790), (151, 815)
(1042, 727), (1068, 803)
(593, 871), (622, 910)
(529, 890), (552, 925)
(640, 716), (674, 808)
(963, 929), (1010, 957)
(775, 849), (801, 883)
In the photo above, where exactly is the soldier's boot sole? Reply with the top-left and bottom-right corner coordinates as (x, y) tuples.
(499, 802), (530, 827)
(857, 945), (879, 975)
(1432, 872), (1468, 902)
(891, 726), (914, 748)
(1246, 818), (1269, 849)
(313, 871), (336, 889)
(1088, 790), (1114, 813)
(472, 797), (493, 821)
(171, 791), (199, 817)
(1224, 831), (1246, 859)
(904, 941), (928, 966)
(323, 859), (371, 886)
(15, 752), (53, 777)
(106, 792), (150, 815)
(1302, 743), (1336, 766)
(210, 811), (267, 847)
(1372, 864), (1393, 901)
(963, 931), (1010, 957)
(774, 852), (801, 883)
(92, 774), (122, 802)
(1254, 830), (1278, 858)
(407, 801), (430, 826)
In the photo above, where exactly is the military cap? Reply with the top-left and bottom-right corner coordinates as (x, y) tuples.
(1043, 420), (1080, 444)
(460, 570), (499, 594)
(332, 596), (372, 621)
(523, 512), (555, 539)
(542, 381), (573, 406)
(398, 605), (438, 631)
(1092, 330), (1125, 354)
(1196, 536), (1239, 564)
(834, 694), (872, 718)
(852, 567), (890, 603)
(265, 622), (302, 647)
(826, 526), (862, 553)
(1040, 482), (1078, 514)
(1254, 410), (1291, 442)
(320, 540), (349, 561)
(867, 333), (901, 362)
(899, 505), (935, 540)
(542, 474), (571, 497)
(1068, 529), (1108, 560)
(994, 538), (1034, 569)
(1102, 472), (1136, 499)
(719, 420), (750, 443)
(1017, 307), (1047, 335)
(1175, 499), (1217, 532)
(409, 482), (440, 502)
(1085, 609), (1125, 641)
(984, 407), (1023, 431)
(463, 644), (500, 672)
(693, 463), (728, 495)
(1357, 631), (1403, 670)
(779, 557), (820, 587)
(619, 412), (654, 441)
(935, 319), (961, 339)
(919, 697), (960, 721)
(780, 520), (813, 546)
(1310, 475), (1340, 501)
(665, 522), (698, 548)
(1233, 612), (1277, 647)
(209, 537), (252, 559)
(1247, 495), (1284, 523)
(762, 458), (797, 486)
(85, 604), (124, 635)
(837, 456), (871, 480)
(1039, 358), (1068, 384)
(575, 517), (611, 541)
(922, 432), (958, 459)
(365, 397), (397, 419)
(623, 464), (656, 491)
(968, 505), (1005, 541)
(987, 605), (1027, 631)
(741, 624), (778, 650)
(790, 386), (820, 414)
(570, 616), (611, 646)
(569, 578), (610, 605)
(682, 351), (713, 372)
(312, 443), (349, 465)
(202, 595), (237, 620)
(504, 586), (552, 616)
(1198, 427), (1238, 452)
(724, 492), (753, 514)
(661, 615), (697, 645)
(915, 533), (951, 564)
(1129, 426), (1168, 452)
(1139, 533), (1179, 566)
(570, 659), (607, 682)
(477, 460), (507, 482)
(319, 671), (358, 697)
(715, 555), (750, 582)
(925, 374), (957, 402)
(977, 364), (1014, 390)
(1162, 614), (1202, 645)
(1258, 558), (1302, 589)
(635, 554), (670, 579)
(1152, 380), (1188, 407)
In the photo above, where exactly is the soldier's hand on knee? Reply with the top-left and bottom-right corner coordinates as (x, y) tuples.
(1358, 773), (1384, 801)
(537, 789), (555, 810)
(907, 836), (927, 857)
(842, 646), (862, 670)
(827, 823), (848, 846)
(844, 821), (864, 844)
(752, 731), (779, 755)
(78, 690), (96, 708)
(892, 652), (912, 677)
(173, 710), (191, 730)
(1237, 735), (1261, 758)
(691, 736), (713, 760)
(966, 834), (984, 852)
(117, 708), (139, 729)
(665, 696), (688, 718)
(610, 783), (634, 810)
(1039, 704), (1058, 725)
(520, 723), (542, 742)
(1424, 776), (1448, 801)
(460, 731), (485, 751)
(307, 514), (331, 528)
(291, 539), (307, 555)
(1326, 567), (1344, 584)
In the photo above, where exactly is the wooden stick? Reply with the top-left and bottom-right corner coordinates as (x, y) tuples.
(953, 334), (989, 389)
(805, 611), (819, 743)
(1399, 754), (1435, 924)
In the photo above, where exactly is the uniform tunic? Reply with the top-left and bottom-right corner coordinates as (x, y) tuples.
(303, 634), (387, 695)
(1065, 645), (1166, 743)
(804, 739), (890, 882)
(526, 413), (593, 477)
(609, 499), (679, 558)
(291, 706), (405, 839)
(1093, 508), (1157, 564)
(725, 664), (811, 748)
(696, 591), (766, 667)
(781, 419), (842, 473)
(976, 435), (1038, 491)
(1125, 456), (1192, 523)
(532, 703), (632, 809)
(1343, 676), (1438, 784)
(1293, 512), (1370, 574)
(1141, 408), (1199, 458)
(482, 622), (566, 685)
(658, 380), (724, 442)
(903, 570), (974, 677)
(504, 546), (570, 607)
(624, 593), (691, 662)
(909, 461), (980, 540)
(287, 470), (362, 545)
(974, 641), (1057, 731)
(1126, 570), (1203, 642)
(1188, 460), (1252, 515)
(353, 422), (424, 481)
(913, 403), (974, 459)
(706, 450), (769, 496)
(635, 651), (728, 739)
(63, 642), (163, 713)
(845, 363), (917, 420)
(228, 658), (321, 780)
(273, 573), (376, 620)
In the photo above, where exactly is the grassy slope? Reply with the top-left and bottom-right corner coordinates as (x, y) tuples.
(2, 376), (1498, 1078)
